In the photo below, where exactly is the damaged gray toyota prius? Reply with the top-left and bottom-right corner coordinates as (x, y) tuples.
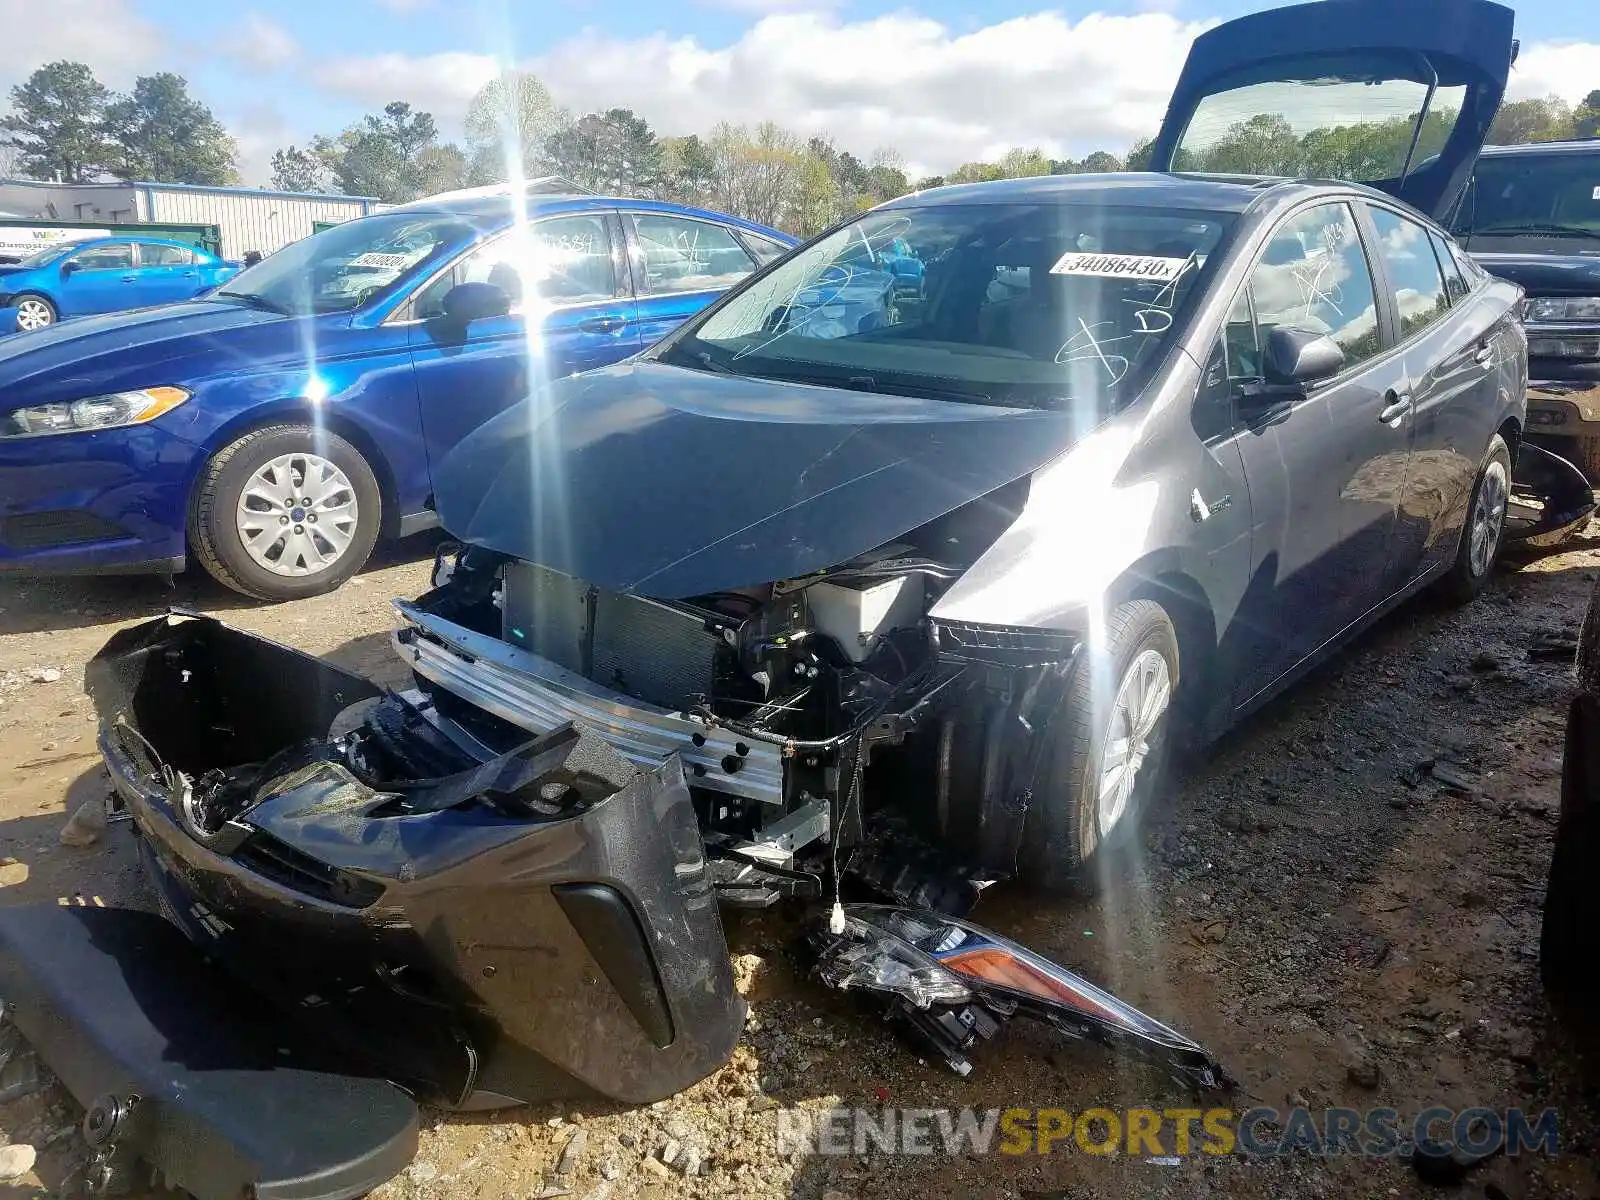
(2, 0), (1594, 1196)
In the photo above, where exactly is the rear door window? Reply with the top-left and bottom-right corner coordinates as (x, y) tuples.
(631, 214), (757, 294)
(1368, 207), (1451, 339)
(141, 242), (195, 266)
(1428, 230), (1469, 303)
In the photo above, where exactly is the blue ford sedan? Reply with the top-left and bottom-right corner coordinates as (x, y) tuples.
(0, 236), (241, 332)
(0, 194), (795, 600)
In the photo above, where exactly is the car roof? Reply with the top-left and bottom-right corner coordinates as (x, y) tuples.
(1478, 139), (1600, 157)
(387, 193), (796, 241)
(877, 171), (1361, 214)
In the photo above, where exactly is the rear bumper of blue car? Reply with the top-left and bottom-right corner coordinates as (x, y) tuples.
(0, 422), (199, 576)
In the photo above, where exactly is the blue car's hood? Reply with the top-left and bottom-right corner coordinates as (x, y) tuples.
(433, 360), (1090, 597)
(0, 301), (299, 402)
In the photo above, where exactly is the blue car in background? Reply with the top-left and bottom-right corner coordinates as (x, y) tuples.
(0, 193), (796, 600)
(0, 236), (241, 333)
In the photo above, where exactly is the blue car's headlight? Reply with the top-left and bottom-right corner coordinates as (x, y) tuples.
(0, 386), (191, 438)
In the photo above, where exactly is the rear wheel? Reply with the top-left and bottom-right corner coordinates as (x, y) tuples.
(13, 294), (56, 331)
(1022, 600), (1179, 893)
(189, 424), (382, 602)
(1438, 434), (1512, 604)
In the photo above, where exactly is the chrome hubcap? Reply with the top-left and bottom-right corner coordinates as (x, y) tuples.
(15, 299), (52, 330)
(235, 452), (359, 578)
(1098, 648), (1172, 835)
(1468, 460), (1508, 578)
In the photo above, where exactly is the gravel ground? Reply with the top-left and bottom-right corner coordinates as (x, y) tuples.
(0, 529), (1597, 1200)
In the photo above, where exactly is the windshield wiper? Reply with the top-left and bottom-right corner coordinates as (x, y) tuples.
(1472, 223), (1600, 240)
(215, 290), (290, 315)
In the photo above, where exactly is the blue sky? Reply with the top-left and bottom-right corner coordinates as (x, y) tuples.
(5, 0), (1597, 183)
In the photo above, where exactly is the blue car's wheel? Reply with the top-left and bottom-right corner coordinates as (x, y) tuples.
(189, 424), (382, 602)
(13, 294), (56, 332)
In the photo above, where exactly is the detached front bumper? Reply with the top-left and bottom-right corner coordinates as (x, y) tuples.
(2, 612), (747, 1196)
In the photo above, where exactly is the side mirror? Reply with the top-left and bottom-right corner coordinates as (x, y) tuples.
(1263, 326), (1344, 387)
(440, 281), (511, 324)
(60, 259), (81, 276)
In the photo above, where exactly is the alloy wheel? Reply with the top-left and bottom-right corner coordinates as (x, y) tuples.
(234, 452), (361, 578)
(1098, 648), (1172, 835)
(1469, 460), (1509, 578)
(14, 299), (53, 331)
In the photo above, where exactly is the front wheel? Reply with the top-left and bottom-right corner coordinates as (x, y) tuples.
(1438, 433), (1512, 605)
(1022, 599), (1180, 894)
(189, 424), (382, 601)
(12, 293), (56, 331)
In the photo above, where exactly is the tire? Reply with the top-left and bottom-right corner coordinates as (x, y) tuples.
(1438, 433), (1512, 605)
(12, 293), (56, 332)
(1572, 434), (1600, 485)
(189, 424), (382, 602)
(1021, 599), (1180, 894)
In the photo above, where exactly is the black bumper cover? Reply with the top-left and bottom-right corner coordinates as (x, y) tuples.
(0, 613), (745, 1197)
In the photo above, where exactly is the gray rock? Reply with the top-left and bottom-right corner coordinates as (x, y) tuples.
(1347, 1058), (1381, 1090)
(59, 798), (107, 847)
(556, 1128), (588, 1178)
(0, 1144), (34, 1182)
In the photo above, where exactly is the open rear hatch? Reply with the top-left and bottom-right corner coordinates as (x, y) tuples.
(1146, 0), (1516, 224)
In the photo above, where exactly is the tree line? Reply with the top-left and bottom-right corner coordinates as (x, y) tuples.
(3, 59), (1598, 237)
(0, 61), (237, 186)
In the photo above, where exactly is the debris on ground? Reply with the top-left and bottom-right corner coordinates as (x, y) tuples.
(1428, 759), (1479, 796)
(23, 667), (60, 684)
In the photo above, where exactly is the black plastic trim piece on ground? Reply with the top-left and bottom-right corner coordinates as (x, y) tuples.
(0, 904), (419, 1200)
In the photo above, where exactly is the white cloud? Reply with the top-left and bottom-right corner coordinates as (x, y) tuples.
(310, 51), (501, 124)
(288, 12), (1600, 182)
(0, 0), (160, 94)
(227, 101), (295, 186)
(225, 13), (300, 73)
(527, 10), (1210, 175)
(1508, 40), (1600, 106)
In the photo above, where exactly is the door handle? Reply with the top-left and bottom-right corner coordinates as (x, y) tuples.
(120, 274), (137, 282)
(1379, 392), (1413, 427)
(579, 314), (626, 334)
(1473, 342), (1495, 367)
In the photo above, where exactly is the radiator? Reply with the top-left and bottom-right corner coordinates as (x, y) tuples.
(501, 562), (721, 711)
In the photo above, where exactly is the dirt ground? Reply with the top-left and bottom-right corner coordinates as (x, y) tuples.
(0, 529), (1598, 1200)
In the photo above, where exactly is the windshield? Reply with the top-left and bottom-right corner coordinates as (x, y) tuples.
(1176, 56), (1465, 182)
(1454, 152), (1600, 245)
(10, 243), (76, 270)
(215, 212), (474, 315)
(658, 203), (1233, 408)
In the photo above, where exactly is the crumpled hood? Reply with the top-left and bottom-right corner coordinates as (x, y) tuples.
(433, 361), (1092, 597)
(0, 301), (295, 407)
(1471, 250), (1600, 298)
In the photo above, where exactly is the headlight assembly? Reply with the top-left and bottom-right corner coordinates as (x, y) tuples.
(1526, 296), (1600, 323)
(0, 386), (191, 438)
